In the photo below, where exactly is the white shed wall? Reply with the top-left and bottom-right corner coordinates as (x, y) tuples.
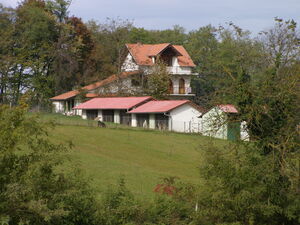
(201, 107), (228, 139)
(52, 101), (65, 113)
(169, 104), (202, 133)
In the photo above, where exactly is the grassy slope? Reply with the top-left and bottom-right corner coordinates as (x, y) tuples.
(39, 113), (226, 198)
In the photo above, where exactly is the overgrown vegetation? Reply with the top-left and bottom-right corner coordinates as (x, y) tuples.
(0, 105), (98, 224)
(0, 0), (299, 224)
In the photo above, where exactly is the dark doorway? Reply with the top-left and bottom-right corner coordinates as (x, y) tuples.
(86, 110), (98, 120)
(155, 114), (169, 130)
(137, 114), (149, 128)
(102, 110), (114, 122)
(120, 110), (131, 126)
(168, 79), (174, 94)
(179, 78), (185, 94)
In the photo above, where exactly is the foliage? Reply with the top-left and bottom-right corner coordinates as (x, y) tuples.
(0, 105), (98, 224)
(195, 142), (299, 225)
(96, 176), (197, 225)
(195, 19), (300, 225)
(144, 59), (171, 99)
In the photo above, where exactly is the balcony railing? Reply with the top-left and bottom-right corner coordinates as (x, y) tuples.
(169, 87), (193, 95)
(166, 66), (192, 75)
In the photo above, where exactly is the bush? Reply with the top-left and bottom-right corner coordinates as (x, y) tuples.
(0, 105), (98, 225)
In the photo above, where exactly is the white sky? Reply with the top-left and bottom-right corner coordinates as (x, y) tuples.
(2, 0), (300, 35)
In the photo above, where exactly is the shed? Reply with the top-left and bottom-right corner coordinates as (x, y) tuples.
(201, 104), (247, 140)
(128, 100), (205, 132)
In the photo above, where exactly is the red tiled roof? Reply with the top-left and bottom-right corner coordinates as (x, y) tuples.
(73, 96), (153, 110)
(128, 100), (200, 113)
(173, 45), (196, 67)
(50, 71), (140, 100)
(218, 104), (238, 113)
(126, 43), (195, 67)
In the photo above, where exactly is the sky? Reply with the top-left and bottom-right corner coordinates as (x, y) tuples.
(2, 0), (300, 35)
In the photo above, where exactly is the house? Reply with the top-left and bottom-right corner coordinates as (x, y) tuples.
(123, 43), (197, 97)
(73, 96), (153, 125)
(50, 43), (197, 114)
(201, 104), (249, 141)
(50, 71), (141, 115)
(128, 100), (205, 132)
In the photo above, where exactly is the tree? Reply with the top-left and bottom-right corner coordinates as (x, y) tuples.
(144, 59), (171, 99)
(0, 104), (98, 224)
(0, 4), (15, 104)
(12, 0), (59, 107)
(195, 19), (300, 225)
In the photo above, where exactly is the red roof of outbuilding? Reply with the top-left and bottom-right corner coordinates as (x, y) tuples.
(218, 104), (238, 113)
(73, 96), (153, 110)
(50, 71), (140, 100)
(128, 100), (204, 113)
(126, 43), (195, 67)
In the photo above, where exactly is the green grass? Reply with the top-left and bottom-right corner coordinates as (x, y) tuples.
(36, 113), (227, 198)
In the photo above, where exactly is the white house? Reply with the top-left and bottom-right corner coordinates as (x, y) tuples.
(123, 43), (197, 97)
(201, 104), (249, 141)
(128, 100), (206, 133)
(50, 43), (198, 114)
(50, 71), (141, 115)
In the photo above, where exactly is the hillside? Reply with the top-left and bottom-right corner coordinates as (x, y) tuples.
(39, 113), (226, 198)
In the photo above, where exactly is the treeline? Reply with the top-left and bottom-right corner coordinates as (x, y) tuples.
(0, 1), (300, 224)
(1, 0), (299, 108)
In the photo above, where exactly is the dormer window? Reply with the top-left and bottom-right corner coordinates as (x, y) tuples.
(159, 46), (181, 66)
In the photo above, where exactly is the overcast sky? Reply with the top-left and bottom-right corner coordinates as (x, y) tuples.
(2, 0), (300, 35)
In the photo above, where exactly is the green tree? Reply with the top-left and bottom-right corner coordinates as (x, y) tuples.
(0, 105), (98, 224)
(195, 19), (300, 225)
(0, 4), (15, 104)
(144, 59), (171, 99)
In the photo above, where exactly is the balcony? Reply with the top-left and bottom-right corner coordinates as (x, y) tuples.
(166, 66), (194, 75)
(169, 87), (195, 96)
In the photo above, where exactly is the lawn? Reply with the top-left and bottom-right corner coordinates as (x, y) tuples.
(37, 113), (227, 198)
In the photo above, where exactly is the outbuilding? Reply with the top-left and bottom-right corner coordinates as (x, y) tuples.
(73, 96), (153, 125)
(128, 100), (206, 132)
(201, 104), (249, 141)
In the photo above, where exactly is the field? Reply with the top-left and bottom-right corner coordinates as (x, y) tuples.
(37, 113), (227, 198)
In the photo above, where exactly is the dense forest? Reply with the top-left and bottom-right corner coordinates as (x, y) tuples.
(0, 0), (299, 224)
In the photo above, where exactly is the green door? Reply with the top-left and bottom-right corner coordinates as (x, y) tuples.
(227, 122), (241, 141)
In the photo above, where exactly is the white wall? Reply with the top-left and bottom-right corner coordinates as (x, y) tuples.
(52, 101), (65, 113)
(82, 110), (87, 119)
(169, 104), (202, 133)
(74, 99), (82, 116)
(114, 110), (120, 124)
(149, 114), (155, 129)
(98, 110), (103, 121)
(131, 114), (137, 127)
(121, 53), (139, 71)
(201, 107), (228, 139)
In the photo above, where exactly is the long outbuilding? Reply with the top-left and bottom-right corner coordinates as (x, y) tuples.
(73, 96), (153, 125)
